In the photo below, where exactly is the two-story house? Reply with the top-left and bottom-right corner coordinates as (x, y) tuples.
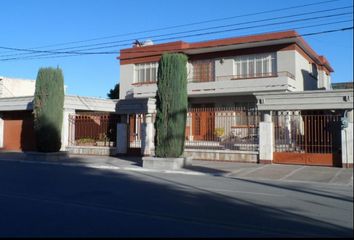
(119, 30), (333, 101)
(118, 30), (334, 145)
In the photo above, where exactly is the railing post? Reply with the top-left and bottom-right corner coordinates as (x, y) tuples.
(259, 111), (274, 164)
(341, 110), (353, 168)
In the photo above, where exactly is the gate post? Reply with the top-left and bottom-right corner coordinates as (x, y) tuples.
(141, 113), (155, 156)
(259, 111), (274, 164)
(61, 109), (75, 151)
(341, 110), (353, 168)
(116, 115), (128, 154)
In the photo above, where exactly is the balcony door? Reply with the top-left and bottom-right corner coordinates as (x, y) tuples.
(192, 60), (215, 82)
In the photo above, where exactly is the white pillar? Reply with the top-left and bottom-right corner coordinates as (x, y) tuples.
(141, 113), (155, 156)
(61, 109), (75, 151)
(342, 110), (353, 168)
(0, 113), (4, 148)
(116, 123), (128, 154)
(259, 111), (274, 164)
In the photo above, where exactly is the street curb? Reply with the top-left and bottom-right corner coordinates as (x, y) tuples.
(0, 158), (352, 186)
(0, 158), (207, 176)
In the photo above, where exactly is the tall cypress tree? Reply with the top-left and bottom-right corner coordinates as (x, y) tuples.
(33, 67), (65, 152)
(155, 53), (188, 158)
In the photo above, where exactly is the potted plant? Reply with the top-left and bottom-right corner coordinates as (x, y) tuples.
(214, 128), (225, 141)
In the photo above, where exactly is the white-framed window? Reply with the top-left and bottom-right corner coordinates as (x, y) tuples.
(134, 62), (158, 83)
(234, 53), (276, 78)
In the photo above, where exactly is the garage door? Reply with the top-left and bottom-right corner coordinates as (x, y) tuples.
(3, 111), (36, 151)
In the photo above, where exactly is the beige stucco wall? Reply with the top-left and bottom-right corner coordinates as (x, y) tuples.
(0, 77), (36, 97)
(295, 51), (319, 91)
(119, 64), (134, 99)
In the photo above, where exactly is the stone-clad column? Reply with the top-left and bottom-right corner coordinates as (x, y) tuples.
(341, 110), (353, 168)
(259, 111), (274, 164)
(0, 113), (3, 148)
(61, 109), (75, 151)
(141, 113), (155, 156)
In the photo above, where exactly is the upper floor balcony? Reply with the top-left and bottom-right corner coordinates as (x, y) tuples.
(129, 71), (296, 98)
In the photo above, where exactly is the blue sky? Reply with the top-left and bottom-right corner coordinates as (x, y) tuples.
(0, 0), (352, 98)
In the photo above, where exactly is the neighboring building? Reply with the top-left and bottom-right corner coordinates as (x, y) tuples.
(0, 76), (117, 152)
(119, 30), (334, 107)
(0, 76), (69, 98)
(0, 76), (36, 98)
(332, 81), (354, 90)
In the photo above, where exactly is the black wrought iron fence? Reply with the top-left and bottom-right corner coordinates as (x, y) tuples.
(69, 114), (121, 147)
(185, 107), (260, 151)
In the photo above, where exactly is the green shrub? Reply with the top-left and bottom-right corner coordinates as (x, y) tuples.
(155, 53), (188, 158)
(33, 67), (64, 152)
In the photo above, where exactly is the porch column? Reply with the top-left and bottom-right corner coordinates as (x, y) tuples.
(259, 111), (274, 164)
(116, 115), (128, 154)
(341, 110), (353, 168)
(141, 113), (155, 156)
(61, 109), (75, 151)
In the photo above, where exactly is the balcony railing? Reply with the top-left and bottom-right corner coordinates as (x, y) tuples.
(188, 71), (295, 83)
(130, 71), (295, 87)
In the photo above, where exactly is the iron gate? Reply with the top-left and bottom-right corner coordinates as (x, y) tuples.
(273, 111), (342, 167)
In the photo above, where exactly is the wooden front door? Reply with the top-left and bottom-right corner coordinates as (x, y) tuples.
(191, 104), (215, 141)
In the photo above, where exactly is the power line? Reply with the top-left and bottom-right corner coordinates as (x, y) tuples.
(117, 27), (354, 62)
(113, 14), (353, 53)
(0, 0), (344, 55)
(1, 27), (352, 62)
(0, 10), (352, 60)
(1, 5), (351, 59)
(4, 19), (352, 61)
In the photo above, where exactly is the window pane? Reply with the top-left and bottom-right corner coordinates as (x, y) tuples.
(249, 60), (254, 77)
(263, 58), (269, 75)
(139, 69), (145, 83)
(256, 58), (262, 76)
(236, 61), (241, 76)
(145, 68), (151, 82)
(135, 69), (139, 83)
(152, 69), (156, 82)
(242, 61), (247, 76)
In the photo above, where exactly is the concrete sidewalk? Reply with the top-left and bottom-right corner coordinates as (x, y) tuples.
(190, 160), (353, 185)
(0, 152), (352, 186)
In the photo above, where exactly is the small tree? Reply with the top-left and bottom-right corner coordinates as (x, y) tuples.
(155, 53), (188, 158)
(107, 83), (120, 99)
(33, 67), (65, 152)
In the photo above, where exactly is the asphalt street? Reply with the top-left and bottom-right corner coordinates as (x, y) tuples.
(0, 160), (352, 237)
